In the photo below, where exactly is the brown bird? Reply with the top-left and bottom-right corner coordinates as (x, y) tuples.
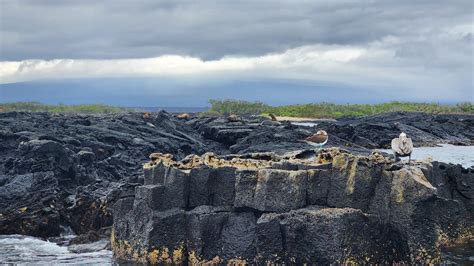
(269, 113), (277, 121)
(176, 113), (190, 120)
(142, 112), (151, 119)
(391, 132), (413, 164)
(304, 130), (328, 151)
(227, 114), (241, 122)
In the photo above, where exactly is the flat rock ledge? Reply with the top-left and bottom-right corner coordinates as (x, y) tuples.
(112, 149), (473, 264)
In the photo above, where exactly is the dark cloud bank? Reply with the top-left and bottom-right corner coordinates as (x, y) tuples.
(0, 0), (472, 105)
(0, 0), (471, 60)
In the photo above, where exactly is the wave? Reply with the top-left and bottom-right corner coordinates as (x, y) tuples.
(0, 235), (113, 265)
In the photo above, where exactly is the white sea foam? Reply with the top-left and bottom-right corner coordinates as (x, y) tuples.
(291, 122), (318, 127)
(0, 235), (113, 265)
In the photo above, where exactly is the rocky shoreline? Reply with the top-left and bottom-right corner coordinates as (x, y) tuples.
(0, 111), (473, 263)
(113, 150), (473, 264)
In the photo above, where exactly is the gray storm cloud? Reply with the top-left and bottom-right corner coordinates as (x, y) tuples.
(1, 0), (472, 60)
(0, 0), (472, 103)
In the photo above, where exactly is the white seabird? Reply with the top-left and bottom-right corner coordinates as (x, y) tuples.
(391, 132), (414, 164)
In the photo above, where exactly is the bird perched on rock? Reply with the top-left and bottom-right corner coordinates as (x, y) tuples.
(142, 112), (151, 119)
(304, 130), (328, 151)
(227, 114), (241, 122)
(269, 113), (277, 121)
(176, 113), (190, 120)
(391, 132), (413, 164)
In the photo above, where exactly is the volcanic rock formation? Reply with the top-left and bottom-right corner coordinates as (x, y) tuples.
(112, 149), (473, 264)
(0, 111), (472, 245)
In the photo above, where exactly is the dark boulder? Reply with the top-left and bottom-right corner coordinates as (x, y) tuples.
(256, 207), (409, 264)
(0, 111), (213, 237)
(0, 171), (61, 237)
(234, 169), (308, 212)
(187, 206), (256, 264)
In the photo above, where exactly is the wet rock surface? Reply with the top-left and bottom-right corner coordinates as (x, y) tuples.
(112, 150), (473, 264)
(0, 111), (472, 260)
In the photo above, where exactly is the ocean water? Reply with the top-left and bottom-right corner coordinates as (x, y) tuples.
(379, 144), (474, 168)
(0, 235), (114, 265)
(291, 122), (318, 127)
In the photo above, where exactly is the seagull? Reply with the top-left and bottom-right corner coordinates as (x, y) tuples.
(391, 132), (413, 164)
(304, 130), (328, 152)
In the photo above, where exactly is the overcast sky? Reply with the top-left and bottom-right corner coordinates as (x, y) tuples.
(0, 0), (472, 105)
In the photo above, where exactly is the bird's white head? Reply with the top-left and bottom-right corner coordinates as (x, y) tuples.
(399, 132), (408, 140)
(317, 130), (328, 136)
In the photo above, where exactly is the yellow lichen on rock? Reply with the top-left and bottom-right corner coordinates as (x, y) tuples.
(227, 258), (247, 265)
(368, 151), (392, 164)
(172, 244), (185, 264)
(435, 225), (474, 248)
(345, 157), (358, 195)
(145, 148), (355, 174)
(148, 249), (160, 264)
(110, 228), (116, 246)
(315, 148), (345, 164)
(146, 153), (175, 167)
(209, 256), (222, 265)
(188, 251), (222, 265)
(203, 152), (272, 169)
(329, 152), (360, 195)
(160, 247), (172, 264)
(331, 152), (352, 171)
(390, 171), (405, 204)
(146, 151), (275, 172)
(144, 246), (187, 265)
(343, 256), (358, 266)
(413, 246), (438, 264)
(181, 154), (205, 168)
(188, 251), (200, 265)
(395, 188), (404, 204)
(132, 251), (141, 261)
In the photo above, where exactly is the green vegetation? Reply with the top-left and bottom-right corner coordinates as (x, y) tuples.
(206, 99), (269, 116)
(206, 99), (473, 118)
(2, 100), (472, 118)
(0, 102), (130, 114)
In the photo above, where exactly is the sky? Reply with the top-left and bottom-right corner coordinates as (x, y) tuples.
(0, 0), (473, 106)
